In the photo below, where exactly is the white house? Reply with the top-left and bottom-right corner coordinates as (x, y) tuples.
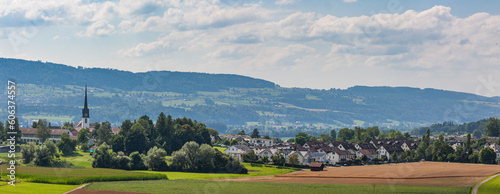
(225, 145), (251, 161)
(249, 138), (274, 147)
(287, 151), (309, 165)
(20, 128), (70, 143)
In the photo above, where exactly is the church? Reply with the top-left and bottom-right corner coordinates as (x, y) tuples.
(74, 83), (94, 130)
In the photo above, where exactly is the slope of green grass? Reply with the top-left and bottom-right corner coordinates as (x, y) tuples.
(0, 181), (80, 194)
(213, 146), (227, 153)
(0, 165), (167, 185)
(84, 179), (471, 194)
(138, 163), (300, 180)
(60, 150), (93, 168)
(478, 174), (500, 194)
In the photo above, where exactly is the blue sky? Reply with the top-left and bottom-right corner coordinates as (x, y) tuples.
(1, 0), (500, 96)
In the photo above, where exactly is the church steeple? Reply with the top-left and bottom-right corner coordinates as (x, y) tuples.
(82, 83), (90, 119)
(82, 82), (90, 128)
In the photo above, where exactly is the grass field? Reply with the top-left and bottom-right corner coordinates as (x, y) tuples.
(0, 181), (80, 194)
(0, 165), (167, 185)
(60, 150), (93, 168)
(84, 179), (471, 194)
(139, 163), (300, 180)
(213, 146), (227, 152)
(478, 174), (500, 194)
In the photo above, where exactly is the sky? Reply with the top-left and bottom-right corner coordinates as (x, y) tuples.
(1, 0), (500, 97)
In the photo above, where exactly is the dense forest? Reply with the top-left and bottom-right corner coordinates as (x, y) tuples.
(2, 58), (500, 136)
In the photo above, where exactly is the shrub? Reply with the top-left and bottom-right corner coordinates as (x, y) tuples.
(21, 143), (37, 164)
(129, 151), (148, 170)
(145, 146), (169, 171)
(92, 143), (113, 168)
(34, 145), (53, 167)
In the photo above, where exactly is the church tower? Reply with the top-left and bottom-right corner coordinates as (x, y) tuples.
(81, 83), (90, 128)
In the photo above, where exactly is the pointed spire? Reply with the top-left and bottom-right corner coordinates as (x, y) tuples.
(84, 82), (88, 109)
(82, 82), (90, 118)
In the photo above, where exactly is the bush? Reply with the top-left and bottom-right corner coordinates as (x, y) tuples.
(113, 152), (131, 170)
(92, 143), (113, 168)
(34, 145), (53, 167)
(21, 143), (37, 164)
(145, 146), (169, 171)
(130, 151), (148, 170)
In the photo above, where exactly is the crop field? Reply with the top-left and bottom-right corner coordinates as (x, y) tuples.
(60, 150), (93, 168)
(478, 174), (500, 194)
(82, 179), (470, 194)
(219, 162), (500, 187)
(0, 165), (167, 185)
(0, 181), (80, 194)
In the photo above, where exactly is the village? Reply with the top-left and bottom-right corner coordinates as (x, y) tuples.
(220, 134), (500, 167)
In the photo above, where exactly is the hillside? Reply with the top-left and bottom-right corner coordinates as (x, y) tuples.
(1, 58), (500, 136)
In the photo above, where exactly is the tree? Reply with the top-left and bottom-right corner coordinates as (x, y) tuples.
(472, 129), (482, 139)
(242, 150), (258, 163)
(154, 113), (174, 154)
(57, 133), (77, 155)
(111, 134), (125, 153)
(112, 152), (131, 170)
(129, 151), (148, 170)
(230, 139), (238, 146)
(36, 119), (51, 143)
(96, 121), (112, 145)
(480, 147), (497, 164)
(92, 143), (113, 168)
(366, 126), (380, 138)
(337, 128), (354, 142)
(330, 129), (337, 141)
(288, 154), (299, 165)
(361, 155), (368, 162)
(391, 152), (398, 162)
(294, 136), (307, 145)
(45, 140), (58, 157)
(195, 144), (216, 173)
(34, 145), (53, 167)
(271, 152), (286, 166)
(124, 123), (149, 154)
(21, 143), (37, 164)
(263, 135), (271, 139)
(0, 121), (4, 141)
(77, 128), (90, 145)
(485, 117), (500, 137)
(251, 128), (260, 138)
(145, 146), (169, 171)
(319, 133), (332, 143)
(469, 152), (480, 163)
(237, 130), (245, 135)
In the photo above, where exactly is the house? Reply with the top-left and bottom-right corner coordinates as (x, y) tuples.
(20, 128), (70, 143)
(249, 138), (274, 147)
(287, 151), (309, 165)
(338, 142), (356, 151)
(327, 148), (356, 164)
(309, 162), (325, 171)
(378, 145), (404, 160)
(255, 148), (278, 161)
(309, 152), (327, 163)
(487, 143), (500, 161)
(356, 149), (379, 160)
(355, 143), (376, 150)
(303, 141), (327, 149)
(225, 145), (251, 160)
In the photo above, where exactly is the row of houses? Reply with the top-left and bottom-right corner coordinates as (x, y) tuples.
(19, 126), (121, 144)
(225, 138), (419, 165)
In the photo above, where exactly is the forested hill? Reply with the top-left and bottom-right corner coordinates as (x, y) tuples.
(1, 58), (500, 136)
(0, 58), (276, 93)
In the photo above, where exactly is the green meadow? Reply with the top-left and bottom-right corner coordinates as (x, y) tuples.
(478, 174), (500, 194)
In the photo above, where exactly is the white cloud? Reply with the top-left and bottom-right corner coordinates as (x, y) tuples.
(275, 0), (296, 5)
(343, 0), (357, 3)
(77, 20), (115, 37)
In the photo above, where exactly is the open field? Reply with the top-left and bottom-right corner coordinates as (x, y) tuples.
(478, 173), (500, 194)
(140, 163), (300, 180)
(0, 181), (81, 194)
(0, 165), (167, 185)
(216, 162), (500, 187)
(82, 179), (470, 194)
(60, 150), (93, 168)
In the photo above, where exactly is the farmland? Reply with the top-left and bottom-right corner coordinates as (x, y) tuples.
(82, 179), (470, 194)
(0, 181), (80, 194)
(218, 162), (500, 187)
(0, 165), (167, 185)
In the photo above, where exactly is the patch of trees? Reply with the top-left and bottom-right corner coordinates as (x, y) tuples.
(170, 141), (247, 174)
(412, 119), (490, 136)
(20, 141), (75, 167)
(110, 113), (212, 155)
(92, 143), (164, 170)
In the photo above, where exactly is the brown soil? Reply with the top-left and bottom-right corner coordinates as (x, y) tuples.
(211, 162), (500, 187)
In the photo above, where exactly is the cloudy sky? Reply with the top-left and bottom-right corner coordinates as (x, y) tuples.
(1, 0), (500, 96)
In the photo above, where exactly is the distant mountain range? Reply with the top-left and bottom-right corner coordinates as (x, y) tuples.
(1, 58), (500, 136)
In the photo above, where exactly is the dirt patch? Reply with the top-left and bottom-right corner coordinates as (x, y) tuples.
(211, 162), (500, 187)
